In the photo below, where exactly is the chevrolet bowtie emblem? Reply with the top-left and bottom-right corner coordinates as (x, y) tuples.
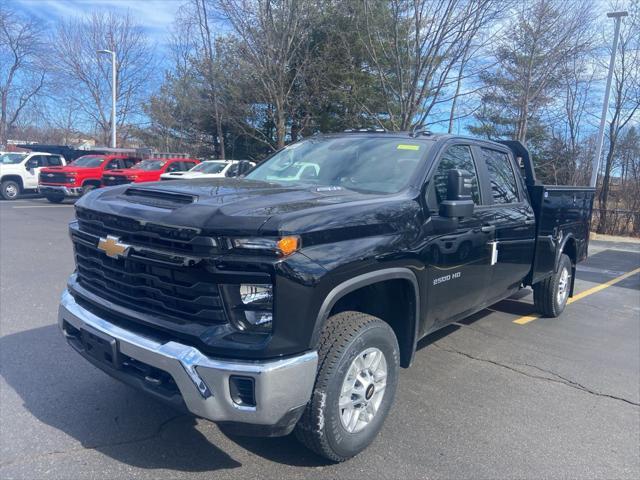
(97, 235), (130, 259)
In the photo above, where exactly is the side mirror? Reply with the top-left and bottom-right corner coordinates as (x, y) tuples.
(439, 169), (474, 218)
(236, 160), (253, 177)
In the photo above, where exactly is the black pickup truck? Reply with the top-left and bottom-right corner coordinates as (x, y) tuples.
(58, 132), (595, 461)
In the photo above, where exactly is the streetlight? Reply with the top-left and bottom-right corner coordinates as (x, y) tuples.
(590, 11), (628, 188)
(97, 49), (117, 148)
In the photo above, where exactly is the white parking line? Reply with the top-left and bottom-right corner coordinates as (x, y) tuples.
(11, 205), (74, 208)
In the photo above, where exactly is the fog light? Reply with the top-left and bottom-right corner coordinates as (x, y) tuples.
(240, 284), (272, 305)
(221, 283), (274, 333)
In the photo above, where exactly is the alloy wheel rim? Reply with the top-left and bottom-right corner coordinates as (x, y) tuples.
(557, 267), (570, 305)
(338, 347), (387, 434)
(5, 184), (17, 198)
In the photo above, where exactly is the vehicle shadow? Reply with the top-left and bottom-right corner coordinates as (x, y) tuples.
(0, 324), (241, 472)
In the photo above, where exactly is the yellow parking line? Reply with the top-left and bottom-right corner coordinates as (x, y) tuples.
(513, 266), (640, 325)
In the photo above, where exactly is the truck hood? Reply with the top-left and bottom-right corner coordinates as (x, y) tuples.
(78, 178), (419, 236)
(106, 168), (152, 176)
(0, 163), (24, 174)
(41, 165), (94, 173)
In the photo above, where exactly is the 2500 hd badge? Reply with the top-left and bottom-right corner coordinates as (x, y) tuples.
(58, 132), (594, 462)
(433, 271), (461, 285)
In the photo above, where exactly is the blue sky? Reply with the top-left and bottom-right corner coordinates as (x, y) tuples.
(14, 0), (182, 48)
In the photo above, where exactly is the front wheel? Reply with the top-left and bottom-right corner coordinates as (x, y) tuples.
(295, 311), (399, 462)
(1, 180), (21, 200)
(82, 183), (97, 195)
(533, 253), (572, 317)
(45, 195), (64, 204)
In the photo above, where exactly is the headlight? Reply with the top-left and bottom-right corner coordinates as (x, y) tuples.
(221, 283), (273, 333)
(231, 235), (300, 256)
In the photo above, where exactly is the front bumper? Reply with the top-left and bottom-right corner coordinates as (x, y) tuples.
(40, 185), (84, 197)
(58, 289), (318, 434)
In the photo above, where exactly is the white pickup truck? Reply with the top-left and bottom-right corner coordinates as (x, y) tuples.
(0, 151), (67, 200)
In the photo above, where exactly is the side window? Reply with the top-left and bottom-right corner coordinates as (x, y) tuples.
(47, 155), (63, 166)
(105, 159), (120, 169)
(184, 162), (196, 171)
(482, 149), (519, 204)
(35, 155), (48, 167)
(166, 162), (181, 172)
(428, 145), (481, 210)
(226, 163), (239, 177)
(123, 158), (138, 168)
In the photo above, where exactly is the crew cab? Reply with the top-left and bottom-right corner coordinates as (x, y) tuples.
(39, 154), (139, 203)
(102, 158), (199, 186)
(160, 160), (256, 181)
(0, 151), (66, 200)
(58, 133), (594, 462)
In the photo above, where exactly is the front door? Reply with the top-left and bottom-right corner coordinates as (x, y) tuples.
(23, 155), (48, 189)
(422, 144), (495, 331)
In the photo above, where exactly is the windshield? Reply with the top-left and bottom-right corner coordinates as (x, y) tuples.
(72, 155), (105, 168)
(191, 162), (226, 173)
(246, 137), (431, 194)
(0, 153), (27, 165)
(136, 160), (166, 171)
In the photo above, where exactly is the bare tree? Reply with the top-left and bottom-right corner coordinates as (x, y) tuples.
(357, 0), (503, 131)
(597, 4), (640, 232)
(50, 11), (155, 145)
(0, 3), (47, 146)
(471, 0), (595, 144)
(215, 0), (317, 149)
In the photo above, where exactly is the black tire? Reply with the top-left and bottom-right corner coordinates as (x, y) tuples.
(1, 180), (21, 200)
(45, 195), (64, 204)
(533, 253), (572, 317)
(82, 183), (97, 195)
(295, 311), (400, 462)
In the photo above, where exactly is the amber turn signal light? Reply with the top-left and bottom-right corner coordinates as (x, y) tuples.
(277, 236), (300, 256)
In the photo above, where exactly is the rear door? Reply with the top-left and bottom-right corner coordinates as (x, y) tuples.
(423, 143), (495, 329)
(476, 146), (535, 301)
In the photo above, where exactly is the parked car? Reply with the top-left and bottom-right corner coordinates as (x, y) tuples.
(1, 151), (66, 200)
(58, 132), (594, 462)
(38, 154), (139, 203)
(265, 161), (319, 182)
(160, 160), (256, 181)
(102, 158), (200, 186)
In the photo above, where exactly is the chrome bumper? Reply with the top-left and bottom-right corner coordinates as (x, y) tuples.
(58, 289), (318, 427)
(39, 185), (83, 196)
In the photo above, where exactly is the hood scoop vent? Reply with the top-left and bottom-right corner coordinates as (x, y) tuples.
(123, 187), (197, 208)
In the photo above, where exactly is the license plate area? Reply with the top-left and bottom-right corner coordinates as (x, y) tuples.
(64, 320), (121, 369)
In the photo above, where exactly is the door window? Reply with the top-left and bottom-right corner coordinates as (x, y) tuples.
(226, 163), (239, 177)
(123, 158), (138, 168)
(166, 162), (181, 172)
(47, 155), (63, 166)
(105, 159), (120, 169)
(428, 145), (481, 211)
(482, 149), (519, 204)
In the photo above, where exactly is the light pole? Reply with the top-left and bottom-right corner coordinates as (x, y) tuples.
(98, 49), (117, 148)
(590, 11), (628, 188)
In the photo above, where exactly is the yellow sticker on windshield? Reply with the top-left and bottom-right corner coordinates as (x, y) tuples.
(397, 144), (420, 151)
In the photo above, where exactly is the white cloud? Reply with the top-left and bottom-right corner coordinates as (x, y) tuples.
(15, 0), (181, 44)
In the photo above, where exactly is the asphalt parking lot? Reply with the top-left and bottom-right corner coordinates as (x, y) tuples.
(1, 197), (639, 479)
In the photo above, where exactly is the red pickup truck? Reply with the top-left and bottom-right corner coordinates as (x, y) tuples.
(101, 158), (199, 186)
(39, 154), (140, 203)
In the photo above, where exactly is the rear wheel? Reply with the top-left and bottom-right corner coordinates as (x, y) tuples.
(1, 180), (21, 200)
(533, 253), (572, 317)
(295, 311), (399, 462)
